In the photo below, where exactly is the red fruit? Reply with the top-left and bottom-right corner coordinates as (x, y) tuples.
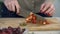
(2, 31), (7, 34)
(0, 30), (2, 34)
(32, 15), (37, 24)
(32, 19), (36, 24)
(7, 29), (12, 34)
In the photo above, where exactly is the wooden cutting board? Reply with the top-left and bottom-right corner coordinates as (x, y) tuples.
(0, 18), (60, 31)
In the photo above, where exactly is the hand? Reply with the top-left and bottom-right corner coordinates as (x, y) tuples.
(40, 2), (55, 16)
(4, 0), (21, 14)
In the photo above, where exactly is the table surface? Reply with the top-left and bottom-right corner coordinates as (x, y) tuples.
(0, 18), (60, 31)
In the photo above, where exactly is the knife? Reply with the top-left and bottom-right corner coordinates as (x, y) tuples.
(18, 8), (46, 22)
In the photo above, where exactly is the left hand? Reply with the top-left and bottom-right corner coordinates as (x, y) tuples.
(40, 2), (55, 16)
(4, 0), (21, 14)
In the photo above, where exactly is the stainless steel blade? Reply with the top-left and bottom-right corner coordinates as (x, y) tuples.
(18, 8), (46, 21)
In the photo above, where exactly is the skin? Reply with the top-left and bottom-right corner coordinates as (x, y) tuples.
(40, 2), (55, 16)
(4, 0), (55, 16)
(4, 0), (21, 14)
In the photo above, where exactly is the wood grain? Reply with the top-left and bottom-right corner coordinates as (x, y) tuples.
(0, 18), (60, 31)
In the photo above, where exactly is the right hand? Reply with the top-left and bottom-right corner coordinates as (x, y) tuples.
(4, 0), (21, 14)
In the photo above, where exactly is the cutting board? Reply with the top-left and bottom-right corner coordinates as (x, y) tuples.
(0, 18), (60, 31)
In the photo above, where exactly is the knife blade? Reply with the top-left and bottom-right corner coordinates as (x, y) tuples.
(18, 8), (46, 22)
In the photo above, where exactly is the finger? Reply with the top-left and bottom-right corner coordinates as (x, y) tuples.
(11, 3), (15, 12)
(47, 8), (55, 16)
(15, 1), (20, 14)
(40, 3), (46, 10)
(4, 0), (15, 11)
(7, 3), (12, 11)
(49, 9), (55, 16)
(15, 5), (20, 14)
(4, 2), (10, 10)
(50, 8), (55, 14)
(42, 4), (51, 13)
(45, 5), (54, 14)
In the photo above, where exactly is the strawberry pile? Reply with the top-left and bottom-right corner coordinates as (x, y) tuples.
(0, 26), (25, 34)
